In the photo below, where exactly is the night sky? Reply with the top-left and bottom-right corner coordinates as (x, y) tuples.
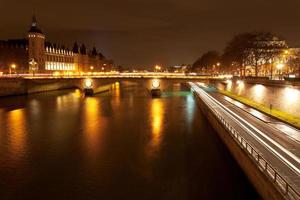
(1, 0), (300, 68)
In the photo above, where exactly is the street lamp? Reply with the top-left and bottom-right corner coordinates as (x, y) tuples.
(29, 59), (38, 76)
(10, 64), (17, 76)
(84, 78), (93, 88)
(155, 65), (161, 72)
(90, 66), (94, 74)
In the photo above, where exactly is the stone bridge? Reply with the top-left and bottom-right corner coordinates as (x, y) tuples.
(0, 77), (214, 97)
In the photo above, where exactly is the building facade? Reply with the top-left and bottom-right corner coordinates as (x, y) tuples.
(0, 16), (114, 74)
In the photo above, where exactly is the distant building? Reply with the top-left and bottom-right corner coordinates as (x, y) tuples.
(242, 35), (289, 77)
(168, 65), (190, 73)
(0, 16), (114, 74)
(285, 48), (300, 77)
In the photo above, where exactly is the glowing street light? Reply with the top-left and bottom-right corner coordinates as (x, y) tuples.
(276, 63), (284, 70)
(9, 63), (17, 76)
(11, 64), (16, 69)
(84, 79), (93, 88)
(152, 79), (160, 89)
(151, 79), (161, 97)
(155, 65), (161, 71)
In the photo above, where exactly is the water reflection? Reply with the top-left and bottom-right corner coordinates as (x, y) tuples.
(56, 89), (82, 112)
(251, 84), (266, 102)
(186, 94), (195, 124)
(7, 109), (27, 160)
(284, 87), (300, 105)
(29, 99), (40, 116)
(149, 99), (164, 153)
(236, 80), (245, 95)
(83, 97), (105, 156)
(0, 84), (260, 200)
(112, 82), (121, 108)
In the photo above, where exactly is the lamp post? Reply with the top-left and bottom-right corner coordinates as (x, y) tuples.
(90, 66), (94, 73)
(10, 64), (16, 76)
(155, 65), (161, 72)
(29, 59), (38, 76)
(216, 62), (221, 75)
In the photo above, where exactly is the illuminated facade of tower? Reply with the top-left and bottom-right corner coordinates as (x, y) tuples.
(28, 15), (46, 71)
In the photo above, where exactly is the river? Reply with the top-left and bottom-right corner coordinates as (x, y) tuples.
(0, 81), (260, 199)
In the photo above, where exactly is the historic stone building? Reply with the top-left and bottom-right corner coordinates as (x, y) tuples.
(0, 16), (113, 74)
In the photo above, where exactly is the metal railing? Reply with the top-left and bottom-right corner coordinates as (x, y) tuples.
(194, 87), (300, 200)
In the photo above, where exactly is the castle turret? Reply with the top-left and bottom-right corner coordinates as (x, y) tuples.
(28, 15), (45, 72)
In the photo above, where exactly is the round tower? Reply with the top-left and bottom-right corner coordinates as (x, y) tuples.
(28, 15), (45, 72)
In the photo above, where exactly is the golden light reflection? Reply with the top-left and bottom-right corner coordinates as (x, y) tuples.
(225, 80), (232, 91)
(72, 89), (82, 98)
(284, 87), (300, 104)
(56, 90), (82, 111)
(252, 84), (266, 101)
(236, 80), (245, 95)
(149, 99), (164, 150)
(83, 98), (105, 156)
(7, 109), (27, 159)
(114, 82), (121, 107)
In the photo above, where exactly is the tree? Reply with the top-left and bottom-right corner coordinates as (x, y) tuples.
(192, 51), (220, 73)
(222, 31), (287, 77)
(221, 33), (257, 75)
(287, 54), (300, 77)
(245, 32), (287, 77)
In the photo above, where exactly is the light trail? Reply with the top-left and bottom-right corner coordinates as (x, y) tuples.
(190, 82), (300, 175)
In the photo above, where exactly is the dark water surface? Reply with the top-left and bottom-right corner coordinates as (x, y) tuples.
(0, 81), (260, 200)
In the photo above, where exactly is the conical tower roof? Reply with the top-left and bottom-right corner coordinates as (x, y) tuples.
(28, 15), (43, 34)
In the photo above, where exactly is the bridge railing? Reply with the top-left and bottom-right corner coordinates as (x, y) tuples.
(193, 86), (300, 200)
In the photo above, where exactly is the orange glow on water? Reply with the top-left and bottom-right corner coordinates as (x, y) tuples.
(252, 84), (266, 102)
(149, 99), (164, 149)
(114, 82), (121, 107)
(7, 109), (27, 159)
(82, 97), (108, 161)
(283, 87), (300, 104)
(83, 98), (103, 155)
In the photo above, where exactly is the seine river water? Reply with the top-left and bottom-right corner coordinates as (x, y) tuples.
(0, 81), (260, 200)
